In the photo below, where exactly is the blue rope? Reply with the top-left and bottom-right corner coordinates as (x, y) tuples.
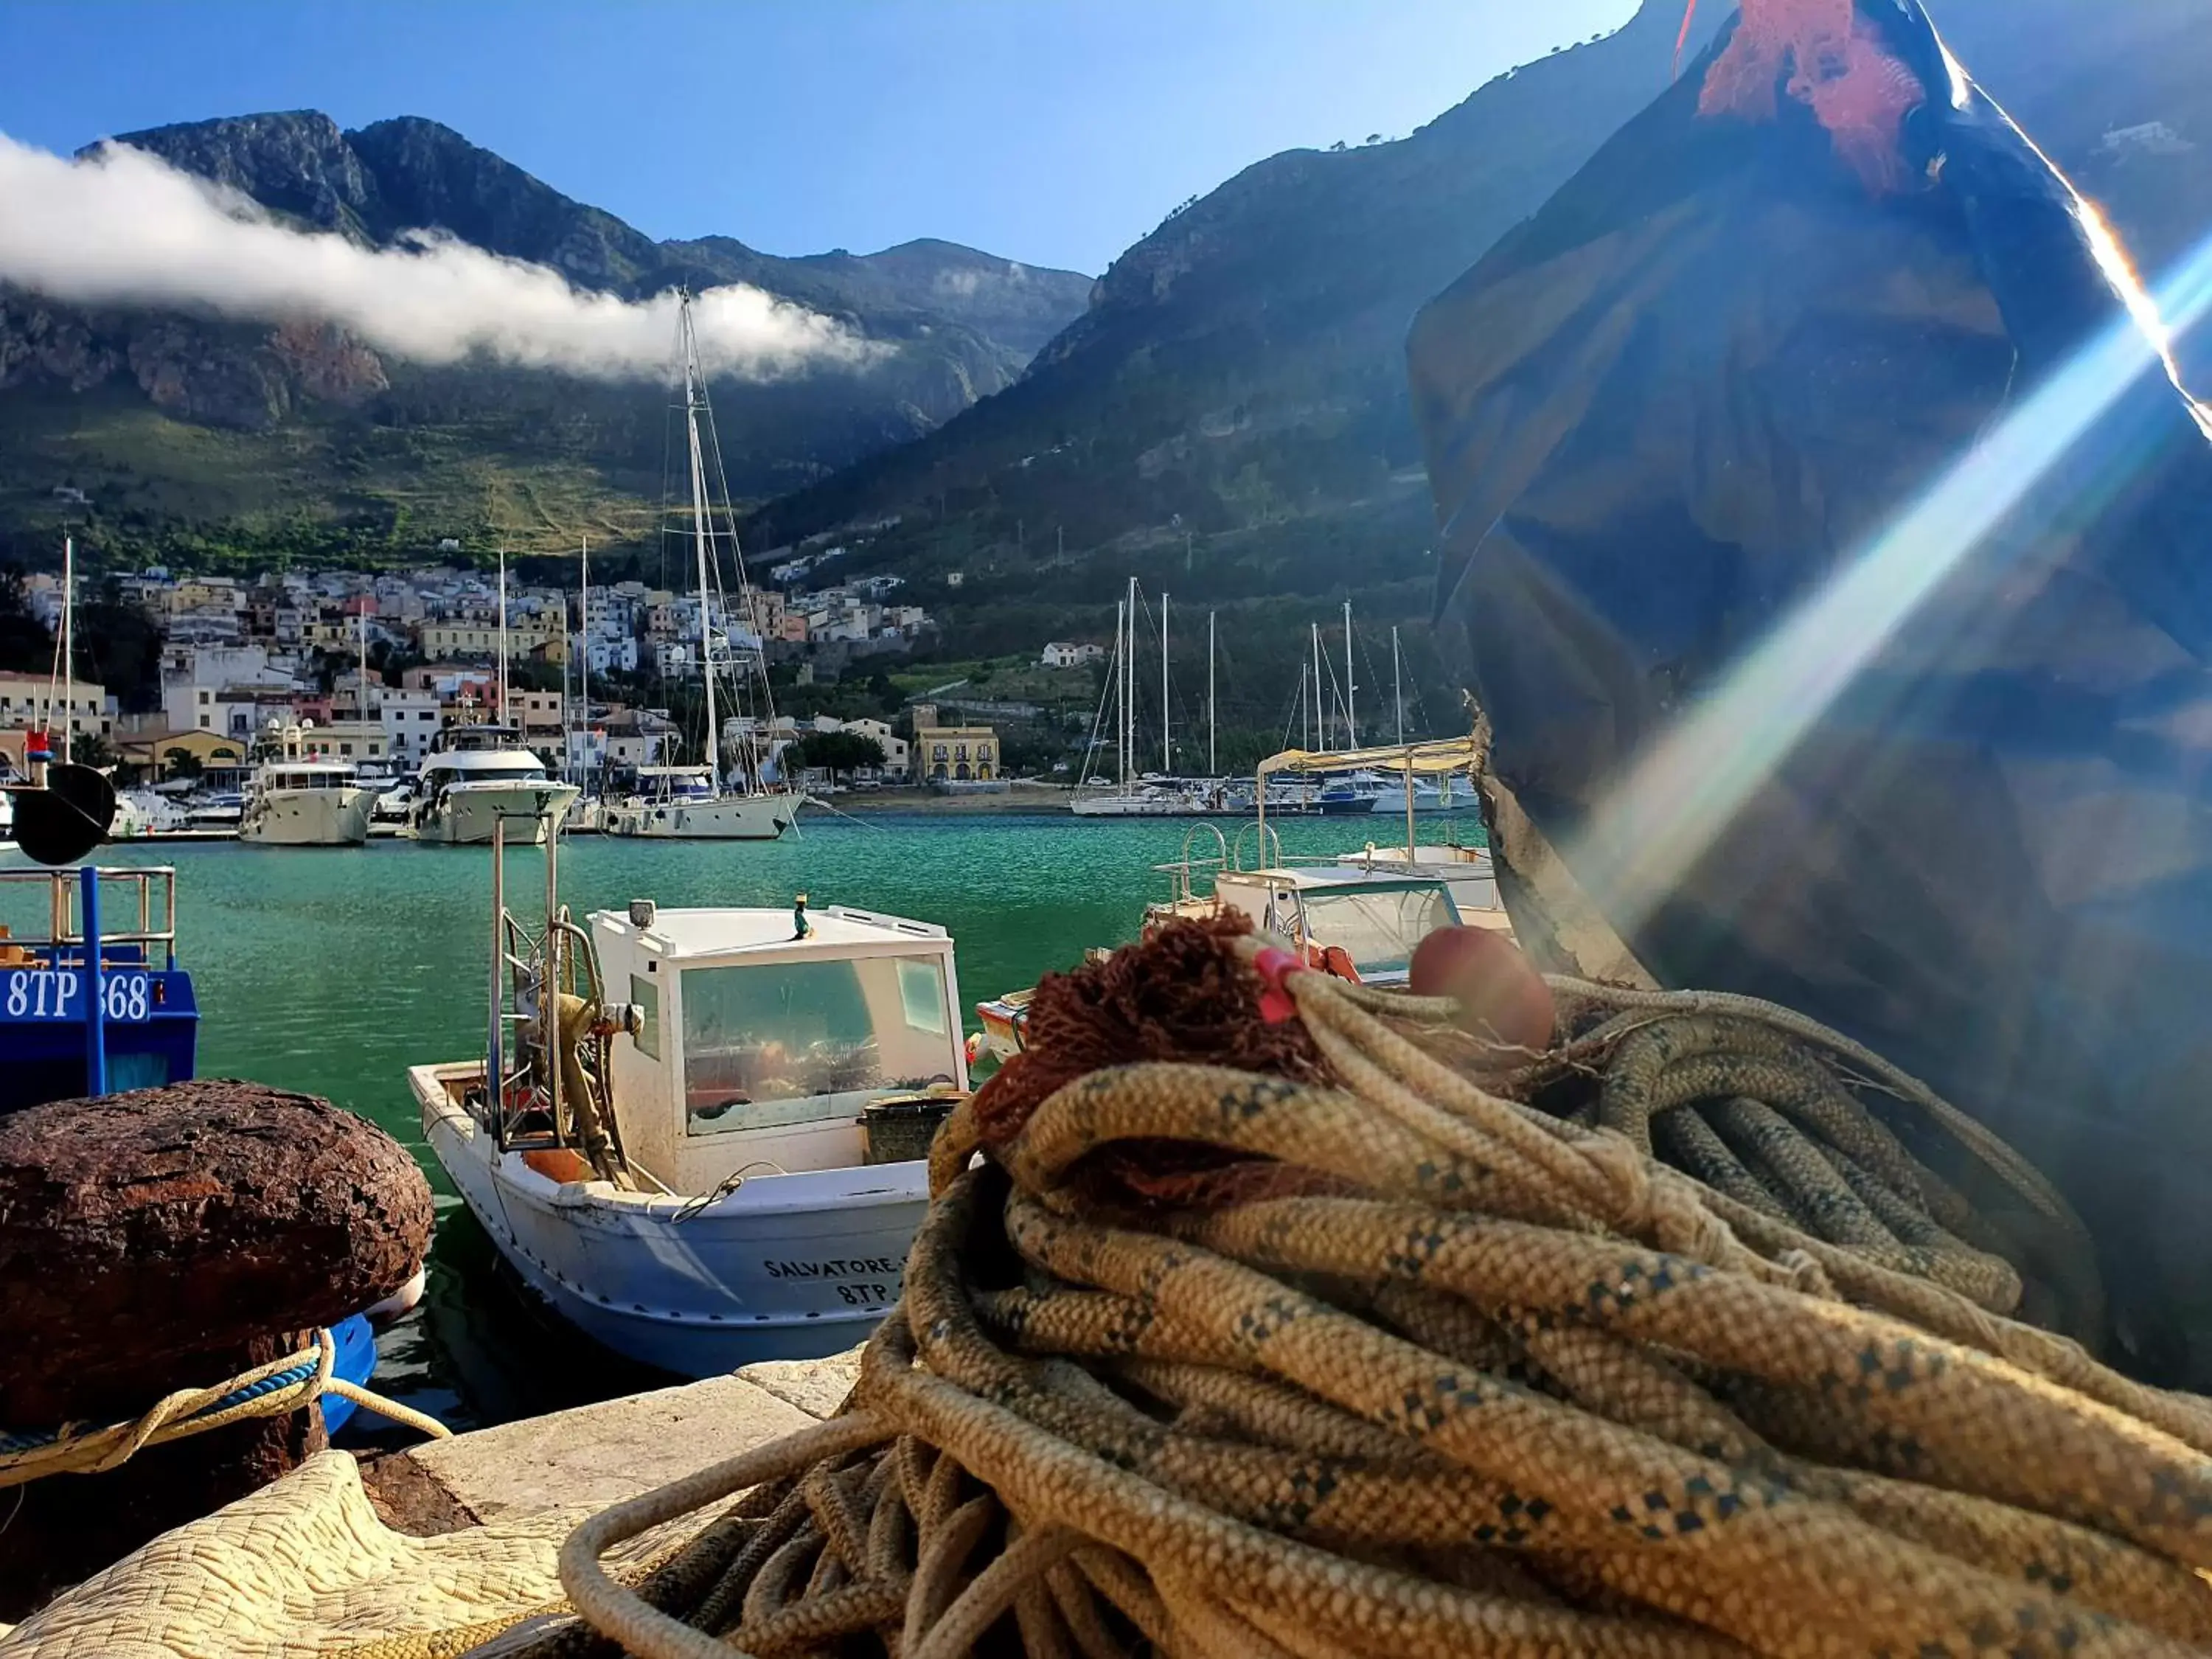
(0, 1346), (325, 1456)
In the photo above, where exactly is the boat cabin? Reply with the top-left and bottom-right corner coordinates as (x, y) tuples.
(1208, 866), (1461, 984)
(256, 762), (360, 793)
(0, 866), (198, 1111)
(591, 903), (970, 1194)
(431, 724), (528, 755)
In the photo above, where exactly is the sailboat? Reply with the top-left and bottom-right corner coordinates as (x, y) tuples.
(1071, 581), (1243, 817)
(602, 294), (801, 842)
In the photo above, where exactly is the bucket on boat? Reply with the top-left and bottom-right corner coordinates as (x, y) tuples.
(859, 1093), (959, 1165)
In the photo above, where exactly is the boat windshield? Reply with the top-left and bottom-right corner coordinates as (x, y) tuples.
(678, 954), (957, 1135)
(1299, 886), (1457, 979)
(442, 764), (547, 785)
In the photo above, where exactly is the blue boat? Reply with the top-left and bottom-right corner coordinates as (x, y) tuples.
(0, 861), (385, 1435)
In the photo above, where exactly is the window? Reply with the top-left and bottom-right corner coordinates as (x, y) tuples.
(1297, 887), (1458, 981)
(340, 743), (353, 757)
(199, 715), (211, 728)
(630, 974), (660, 1058)
(198, 691), (211, 705)
(681, 956), (957, 1135)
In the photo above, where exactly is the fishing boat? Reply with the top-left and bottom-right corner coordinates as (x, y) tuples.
(599, 294), (801, 842)
(410, 725), (579, 846)
(238, 752), (373, 847)
(976, 817), (1481, 1060)
(0, 854), (402, 1430)
(414, 819), (970, 1374)
(1335, 840), (1506, 930)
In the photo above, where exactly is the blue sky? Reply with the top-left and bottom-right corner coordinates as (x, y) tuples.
(0, 0), (1635, 275)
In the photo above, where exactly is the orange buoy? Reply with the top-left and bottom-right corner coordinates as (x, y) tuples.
(1408, 926), (1554, 1051)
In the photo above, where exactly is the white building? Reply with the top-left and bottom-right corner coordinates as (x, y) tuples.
(374, 686), (445, 767)
(1040, 641), (1105, 669)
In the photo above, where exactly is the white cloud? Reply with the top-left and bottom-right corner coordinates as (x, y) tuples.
(0, 132), (869, 381)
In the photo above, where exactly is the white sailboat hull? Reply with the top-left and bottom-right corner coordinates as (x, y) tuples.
(601, 793), (799, 840)
(414, 1064), (925, 1373)
(414, 782), (581, 846)
(240, 787), (374, 847)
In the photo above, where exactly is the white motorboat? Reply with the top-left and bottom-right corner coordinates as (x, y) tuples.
(182, 791), (245, 831)
(602, 767), (797, 841)
(410, 726), (579, 846)
(239, 757), (373, 846)
(414, 827), (970, 1374)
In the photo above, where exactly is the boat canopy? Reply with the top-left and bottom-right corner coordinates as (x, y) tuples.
(1256, 737), (1481, 780)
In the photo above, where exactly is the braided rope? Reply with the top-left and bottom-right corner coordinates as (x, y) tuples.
(475, 945), (2212, 1658)
(0, 1328), (449, 1488)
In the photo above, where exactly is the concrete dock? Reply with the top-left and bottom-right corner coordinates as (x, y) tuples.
(361, 1349), (863, 1530)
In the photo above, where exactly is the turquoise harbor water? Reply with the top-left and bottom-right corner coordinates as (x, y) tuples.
(1, 811), (1472, 1433)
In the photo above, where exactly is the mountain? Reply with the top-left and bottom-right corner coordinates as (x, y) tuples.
(0, 111), (1092, 563)
(746, 0), (2212, 670)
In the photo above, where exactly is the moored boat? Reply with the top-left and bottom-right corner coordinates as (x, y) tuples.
(0, 858), (399, 1430)
(410, 725), (579, 846)
(414, 823), (970, 1374)
(239, 756), (373, 847)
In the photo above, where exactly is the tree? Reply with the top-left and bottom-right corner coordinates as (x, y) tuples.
(163, 748), (205, 782)
(793, 730), (886, 782)
(0, 567), (53, 675)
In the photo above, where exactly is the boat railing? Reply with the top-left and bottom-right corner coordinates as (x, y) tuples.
(1229, 821), (1283, 875)
(0, 866), (179, 972)
(1151, 824), (1233, 907)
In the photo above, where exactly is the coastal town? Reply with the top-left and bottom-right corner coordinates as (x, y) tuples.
(0, 552), (1065, 798)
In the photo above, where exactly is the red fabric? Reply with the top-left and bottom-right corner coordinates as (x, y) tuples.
(1700, 0), (1927, 193)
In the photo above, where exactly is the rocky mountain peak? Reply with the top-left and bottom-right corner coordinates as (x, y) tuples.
(100, 110), (382, 237)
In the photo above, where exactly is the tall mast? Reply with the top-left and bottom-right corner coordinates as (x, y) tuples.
(1124, 576), (1137, 787)
(1113, 599), (1128, 789)
(681, 296), (719, 789)
(1343, 600), (1357, 750)
(1160, 590), (1170, 776)
(1311, 624), (1324, 751)
(1392, 625), (1404, 748)
(578, 535), (590, 790)
(496, 546), (509, 731)
(1207, 611), (1217, 777)
(358, 603), (369, 736)
(60, 535), (73, 765)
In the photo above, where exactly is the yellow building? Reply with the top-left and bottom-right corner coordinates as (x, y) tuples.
(909, 703), (998, 784)
(422, 620), (563, 662)
(121, 727), (249, 781)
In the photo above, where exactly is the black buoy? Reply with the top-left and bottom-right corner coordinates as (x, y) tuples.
(13, 764), (117, 867)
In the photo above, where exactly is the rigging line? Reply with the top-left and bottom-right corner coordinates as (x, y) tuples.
(1076, 612), (1119, 790)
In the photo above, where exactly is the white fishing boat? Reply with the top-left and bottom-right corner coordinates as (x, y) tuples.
(414, 823), (969, 1374)
(410, 726), (579, 846)
(1335, 840), (1508, 931)
(599, 294), (801, 842)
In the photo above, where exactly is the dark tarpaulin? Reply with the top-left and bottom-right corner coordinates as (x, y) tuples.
(1409, 0), (2212, 1380)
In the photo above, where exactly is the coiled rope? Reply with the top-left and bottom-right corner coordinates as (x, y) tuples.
(414, 922), (2212, 1657)
(0, 1327), (451, 1489)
